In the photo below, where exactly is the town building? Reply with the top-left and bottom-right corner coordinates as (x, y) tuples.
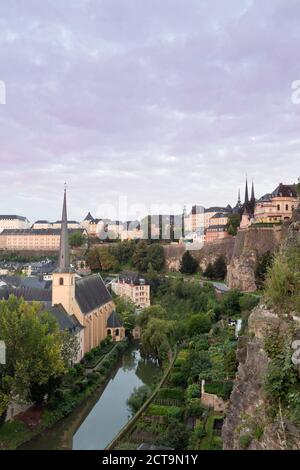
(205, 212), (231, 244)
(51, 189), (125, 355)
(0, 227), (87, 251)
(111, 272), (151, 308)
(0, 190), (125, 360)
(254, 183), (298, 224)
(0, 215), (30, 233)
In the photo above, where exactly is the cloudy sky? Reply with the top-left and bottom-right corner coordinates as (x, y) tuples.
(0, 0), (300, 222)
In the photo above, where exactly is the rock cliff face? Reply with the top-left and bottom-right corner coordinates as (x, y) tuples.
(163, 227), (282, 292)
(226, 227), (283, 291)
(222, 304), (300, 450)
(223, 211), (300, 450)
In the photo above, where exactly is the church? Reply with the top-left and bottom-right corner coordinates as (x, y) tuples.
(51, 188), (125, 360)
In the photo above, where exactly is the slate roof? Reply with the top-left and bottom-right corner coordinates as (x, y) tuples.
(0, 286), (52, 303)
(271, 183), (297, 198)
(0, 215), (28, 221)
(84, 212), (94, 221)
(0, 228), (85, 236)
(118, 271), (148, 286)
(47, 304), (83, 333)
(206, 224), (228, 231)
(75, 274), (112, 314)
(106, 310), (123, 328)
(259, 184), (298, 202)
(205, 206), (232, 213)
(211, 212), (228, 219)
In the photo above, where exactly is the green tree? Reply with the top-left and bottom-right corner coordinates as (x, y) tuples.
(86, 247), (101, 271)
(137, 305), (167, 329)
(188, 313), (212, 336)
(163, 418), (190, 450)
(180, 251), (198, 275)
(98, 247), (119, 272)
(213, 255), (227, 280)
(114, 296), (136, 333)
(0, 297), (65, 406)
(204, 263), (215, 279)
(226, 213), (241, 236)
(69, 231), (86, 247)
(112, 240), (136, 265)
(132, 241), (149, 272)
(147, 243), (165, 272)
(141, 318), (174, 363)
(255, 251), (274, 289)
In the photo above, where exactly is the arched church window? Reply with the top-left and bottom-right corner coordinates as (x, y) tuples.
(115, 329), (119, 336)
(59, 277), (64, 286)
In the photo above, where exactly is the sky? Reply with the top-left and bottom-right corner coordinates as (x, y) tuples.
(0, 0), (300, 222)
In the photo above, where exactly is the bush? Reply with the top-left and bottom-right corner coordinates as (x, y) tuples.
(186, 384), (200, 400)
(156, 388), (185, 401)
(147, 404), (183, 420)
(194, 422), (206, 438)
(186, 399), (204, 418)
(239, 433), (252, 449)
(169, 372), (187, 388)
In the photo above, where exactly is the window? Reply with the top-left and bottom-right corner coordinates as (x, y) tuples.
(59, 277), (64, 286)
(115, 329), (119, 336)
(286, 204), (289, 211)
(277, 205), (280, 211)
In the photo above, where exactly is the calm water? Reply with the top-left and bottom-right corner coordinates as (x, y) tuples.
(21, 343), (160, 450)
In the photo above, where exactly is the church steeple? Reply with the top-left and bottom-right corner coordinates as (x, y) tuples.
(52, 185), (75, 312)
(57, 185), (72, 273)
(238, 188), (241, 205)
(251, 180), (255, 202)
(244, 177), (249, 205)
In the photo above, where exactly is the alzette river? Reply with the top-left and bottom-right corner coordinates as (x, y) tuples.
(21, 342), (160, 450)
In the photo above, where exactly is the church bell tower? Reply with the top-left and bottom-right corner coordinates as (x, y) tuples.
(52, 186), (75, 314)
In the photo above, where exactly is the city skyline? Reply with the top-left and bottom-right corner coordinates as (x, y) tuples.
(1, 1), (300, 220)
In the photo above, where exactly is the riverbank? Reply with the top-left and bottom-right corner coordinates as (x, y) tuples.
(0, 339), (129, 450)
(19, 342), (162, 450)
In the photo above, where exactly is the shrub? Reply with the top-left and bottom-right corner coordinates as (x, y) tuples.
(186, 384), (200, 400)
(169, 372), (187, 388)
(147, 404), (183, 420)
(194, 422), (206, 439)
(239, 433), (252, 449)
(186, 399), (204, 418)
(157, 388), (185, 401)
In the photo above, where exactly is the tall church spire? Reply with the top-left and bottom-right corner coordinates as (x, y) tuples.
(244, 177), (249, 205)
(238, 188), (241, 205)
(251, 180), (255, 202)
(58, 185), (71, 272)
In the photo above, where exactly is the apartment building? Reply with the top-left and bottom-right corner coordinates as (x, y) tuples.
(111, 272), (151, 308)
(0, 215), (30, 233)
(0, 228), (87, 251)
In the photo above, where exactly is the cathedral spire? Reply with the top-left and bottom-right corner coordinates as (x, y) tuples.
(244, 177), (249, 205)
(251, 180), (255, 202)
(238, 188), (241, 205)
(58, 185), (71, 272)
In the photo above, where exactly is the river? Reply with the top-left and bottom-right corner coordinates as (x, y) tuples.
(21, 342), (161, 450)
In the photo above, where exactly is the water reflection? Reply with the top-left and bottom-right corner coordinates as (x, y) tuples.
(21, 342), (161, 450)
